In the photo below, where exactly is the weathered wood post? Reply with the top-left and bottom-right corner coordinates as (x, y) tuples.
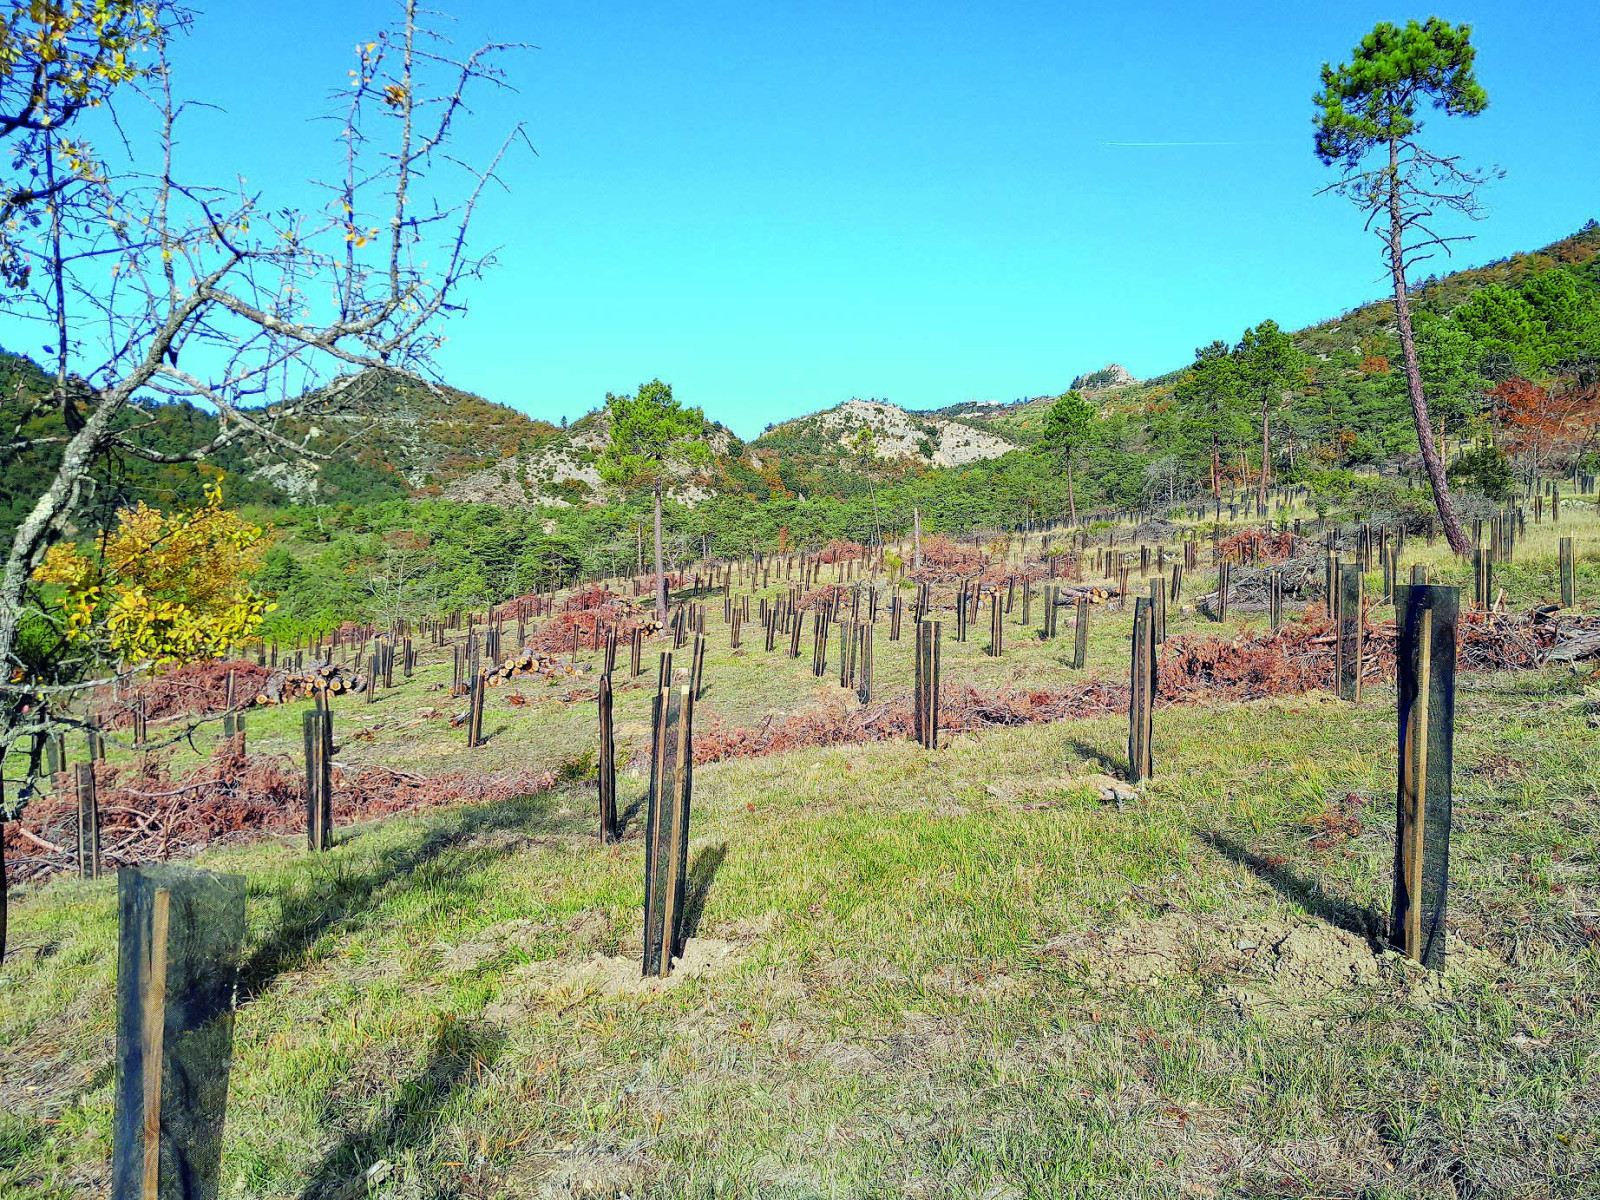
(467, 670), (486, 748)
(1269, 569), (1283, 631)
(1335, 562), (1364, 702)
(1216, 560), (1231, 623)
(222, 711), (246, 756)
(857, 622), (874, 705)
(303, 709), (333, 852)
(111, 864), (246, 1200)
(1072, 595), (1089, 670)
(1128, 597), (1156, 785)
(642, 683), (695, 977)
(598, 672), (617, 844)
(1150, 577), (1166, 644)
(691, 632), (708, 700)
(890, 594), (902, 641)
(631, 627), (644, 678)
(76, 763), (101, 880)
(1392, 584), (1458, 969)
(913, 619), (942, 750)
(1560, 536), (1575, 608)
(987, 594), (1003, 657)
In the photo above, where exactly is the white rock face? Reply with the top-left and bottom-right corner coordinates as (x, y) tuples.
(933, 421), (1015, 467)
(801, 398), (1017, 466)
(1070, 363), (1139, 392)
(442, 408), (733, 508)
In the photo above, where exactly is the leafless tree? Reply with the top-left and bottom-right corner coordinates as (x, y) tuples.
(0, 1), (526, 800)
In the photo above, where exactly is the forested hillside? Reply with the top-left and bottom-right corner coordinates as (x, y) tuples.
(7, 219), (1597, 634)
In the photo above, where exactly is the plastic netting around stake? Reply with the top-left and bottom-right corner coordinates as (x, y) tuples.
(112, 863), (246, 1199)
(1393, 585), (1458, 970)
(643, 683), (694, 977)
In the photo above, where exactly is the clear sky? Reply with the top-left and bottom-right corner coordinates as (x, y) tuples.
(23, 2), (1600, 438)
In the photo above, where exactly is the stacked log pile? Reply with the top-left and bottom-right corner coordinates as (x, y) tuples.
(256, 662), (365, 704)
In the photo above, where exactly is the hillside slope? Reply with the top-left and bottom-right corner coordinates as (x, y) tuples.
(441, 407), (740, 508)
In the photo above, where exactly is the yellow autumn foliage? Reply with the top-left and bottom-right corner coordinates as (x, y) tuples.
(33, 480), (273, 665)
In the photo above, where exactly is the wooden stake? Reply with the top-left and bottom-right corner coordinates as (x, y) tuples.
(140, 888), (171, 1200)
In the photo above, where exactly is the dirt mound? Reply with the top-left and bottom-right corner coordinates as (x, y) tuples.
(484, 938), (740, 1022)
(1041, 911), (1380, 1007)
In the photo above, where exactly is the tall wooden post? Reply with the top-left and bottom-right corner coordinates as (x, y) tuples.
(987, 594), (1003, 657)
(76, 763), (100, 880)
(111, 865), (246, 1200)
(1335, 563), (1364, 702)
(1128, 597), (1156, 784)
(643, 684), (695, 977)
(691, 632), (708, 700)
(1072, 595), (1089, 670)
(467, 670), (486, 748)
(857, 623), (874, 705)
(1559, 536), (1575, 608)
(1392, 584), (1457, 969)
(303, 709), (333, 851)
(913, 620), (941, 750)
(598, 673), (617, 844)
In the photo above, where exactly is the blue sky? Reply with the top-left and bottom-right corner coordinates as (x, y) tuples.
(21, 2), (1600, 438)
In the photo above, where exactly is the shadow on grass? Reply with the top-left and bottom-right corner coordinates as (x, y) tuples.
(296, 1019), (504, 1200)
(239, 789), (582, 1002)
(678, 841), (728, 951)
(1064, 738), (1123, 778)
(1199, 830), (1385, 942)
(615, 790), (648, 840)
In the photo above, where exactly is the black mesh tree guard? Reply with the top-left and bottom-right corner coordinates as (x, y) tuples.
(1392, 584), (1458, 970)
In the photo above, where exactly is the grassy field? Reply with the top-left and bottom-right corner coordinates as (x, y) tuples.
(3, 507), (1599, 1198)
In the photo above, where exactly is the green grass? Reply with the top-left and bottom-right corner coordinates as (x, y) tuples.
(5, 653), (1599, 1197)
(5, 508), (1600, 1196)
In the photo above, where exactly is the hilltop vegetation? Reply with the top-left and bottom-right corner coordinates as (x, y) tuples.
(7, 219), (1599, 634)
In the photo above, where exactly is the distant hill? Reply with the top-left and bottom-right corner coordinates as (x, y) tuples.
(6, 218), (1596, 534)
(242, 370), (564, 504)
(441, 406), (740, 508)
